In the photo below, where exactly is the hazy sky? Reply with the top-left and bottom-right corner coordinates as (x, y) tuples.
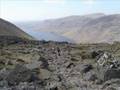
(0, 0), (120, 21)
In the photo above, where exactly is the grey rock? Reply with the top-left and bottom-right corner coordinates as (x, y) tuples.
(39, 69), (51, 80)
(0, 80), (8, 87)
(81, 64), (93, 73)
(104, 69), (120, 81)
(6, 64), (33, 86)
(84, 71), (97, 81)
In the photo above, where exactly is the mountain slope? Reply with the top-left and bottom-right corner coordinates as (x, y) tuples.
(63, 14), (120, 43)
(17, 13), (104, 34)
(0, 18), (33, 40)
(15, 13), (120, 43)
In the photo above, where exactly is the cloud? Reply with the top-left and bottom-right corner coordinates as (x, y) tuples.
(42, 0), (66, 4)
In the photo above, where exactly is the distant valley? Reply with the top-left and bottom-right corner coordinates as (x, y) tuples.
(15, 13), (120, 43)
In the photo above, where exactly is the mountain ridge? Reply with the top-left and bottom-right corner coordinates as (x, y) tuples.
(15, 13), (120, 43)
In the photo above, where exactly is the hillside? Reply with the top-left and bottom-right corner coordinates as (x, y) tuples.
(0, 18), (33, 40)
(63, 14), (120, 43)
(15, 13), (120, 43)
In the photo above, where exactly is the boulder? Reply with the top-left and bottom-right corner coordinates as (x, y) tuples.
(0, 80), (8, 87)
(6, 64), (33, 86)
(104, 69), (120, 81)
(50, 87), (58, 90)
(105, 87), (118, 90)
(81, 64), (93, 73)
(0, 68), (9, 81)
(84, 71), (97, 81)
(39, 69), (51, 80)
(91, 51), (100, 59)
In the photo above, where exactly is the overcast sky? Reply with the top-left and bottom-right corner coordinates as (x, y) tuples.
(0, 0), (120, 21)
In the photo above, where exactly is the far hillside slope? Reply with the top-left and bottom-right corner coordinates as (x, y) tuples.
(63, 14), (120, 43)
(15, 13), (120, 43)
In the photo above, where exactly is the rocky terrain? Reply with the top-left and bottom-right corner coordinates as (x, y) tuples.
(0, 37), (120, 90)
